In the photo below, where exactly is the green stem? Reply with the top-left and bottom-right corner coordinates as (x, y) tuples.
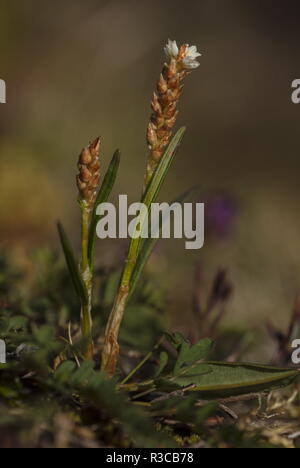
(121, 335), (165, 385)
(121, 350), (153, 386)
(80, 203), (94, 359)
(81, 206), (90, 272)
(101, 129), (185, 375)
(101, 216), (146, 375)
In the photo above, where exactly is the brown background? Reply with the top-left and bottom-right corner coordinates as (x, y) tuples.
(1, 0), (300, 333)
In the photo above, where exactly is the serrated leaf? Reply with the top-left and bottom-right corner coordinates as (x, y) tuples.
(172, 362), (299, 398)
(57, 222), (88, 306)
(88, 150), (121, 269)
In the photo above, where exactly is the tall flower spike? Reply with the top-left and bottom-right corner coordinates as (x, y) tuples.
(76, 137), (101, 210)
(144, 40), (201, 189)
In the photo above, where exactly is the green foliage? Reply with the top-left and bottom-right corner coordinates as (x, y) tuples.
(57, 149), (120, 309)
(167, 333), (213, 374)
(124, 128), (186, 291)
(154, 352), (169, 377)
(142, 128), (186, 207)
(0, 254), (299, 447)
(144, 335), (299, 399)
(53, 361), (174, 448)
(57, 222), (88, 307)
(171, 362), (299, 398)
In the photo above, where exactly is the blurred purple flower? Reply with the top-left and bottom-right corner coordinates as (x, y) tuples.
(204, 193), (238, 239)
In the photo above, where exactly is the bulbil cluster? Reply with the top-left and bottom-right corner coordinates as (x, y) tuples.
(145, 40), (201, 185)
(76, 137), (101, 210)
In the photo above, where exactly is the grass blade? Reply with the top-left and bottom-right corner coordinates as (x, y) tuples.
(57, 222), (88, 306)
(142, 127), (186, 207)
(88, 150), (121, 269)
(122, 128), (186, 288)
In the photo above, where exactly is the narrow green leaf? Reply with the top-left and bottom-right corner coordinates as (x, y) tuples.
(171, 362), (299, 398)
(154, 379), (182, 392)
(123, 128), (186, 289)
(88, 150), (121, 269)
(154, 351), (169, 378)
(57, 222), (88, 306)
(142, 127), (186, 208)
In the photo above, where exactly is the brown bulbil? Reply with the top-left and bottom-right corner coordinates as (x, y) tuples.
(76, 137), (101, 209)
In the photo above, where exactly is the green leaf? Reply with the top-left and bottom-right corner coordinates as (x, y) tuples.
(165, 333), (213, 374)
(154, 378), (182, 392)
(166, 332), (188, 349)
(54, 361), (77, 383)
(154, 352), (169, 378)
(57, 222), (88, 306)
(129, 185), (198, 300)
(69, 360), (95, 386)
(171, 362), (299, 398)
(122, 128), (186, 290)
(174, 338), (213, 374)
(88, 150), (121, 269)
(142, 127), (186, 208)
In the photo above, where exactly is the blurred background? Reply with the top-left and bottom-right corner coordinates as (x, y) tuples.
(1, 0), (300, 338)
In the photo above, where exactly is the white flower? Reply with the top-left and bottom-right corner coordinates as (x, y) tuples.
(164, 39), (179, 59)
(182, 44), (202, 69)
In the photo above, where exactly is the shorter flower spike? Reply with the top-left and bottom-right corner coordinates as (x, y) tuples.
(76, 137), (101, 210)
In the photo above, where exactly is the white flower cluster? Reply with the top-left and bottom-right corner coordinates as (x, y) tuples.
(164, 39), (201, 69)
